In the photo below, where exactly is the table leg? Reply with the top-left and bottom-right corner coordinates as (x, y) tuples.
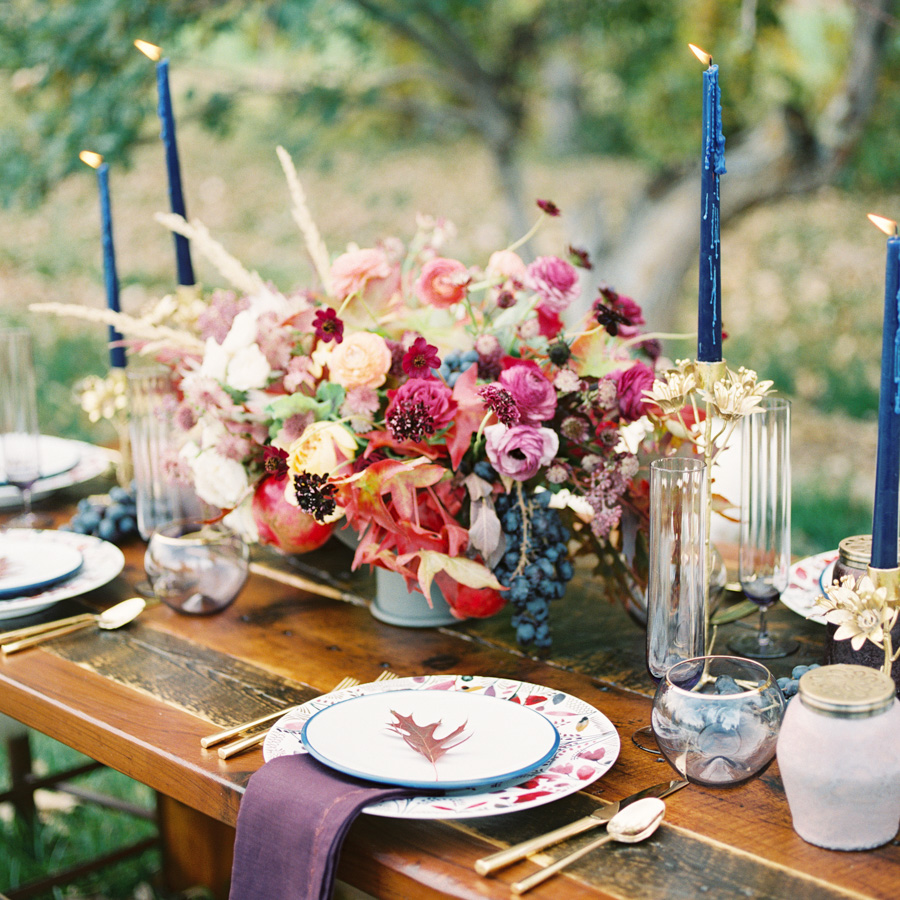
(156, 793), (235, 900)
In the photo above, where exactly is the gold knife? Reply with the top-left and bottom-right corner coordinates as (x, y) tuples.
(474, 779), (688, 876)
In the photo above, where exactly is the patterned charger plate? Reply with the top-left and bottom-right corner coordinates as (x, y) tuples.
(264, 673), (620, 819)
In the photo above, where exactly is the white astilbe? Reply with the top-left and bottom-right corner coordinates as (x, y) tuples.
(155, 212), (277, 301)
(28, 302), (205, 354)
(276, 145), (331, 292)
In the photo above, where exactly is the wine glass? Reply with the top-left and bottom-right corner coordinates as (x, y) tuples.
(0, 328), (52, 528)
(634, 457), (708, 751)
(728, 397), (798, 658)
(145, 519), (249, 615)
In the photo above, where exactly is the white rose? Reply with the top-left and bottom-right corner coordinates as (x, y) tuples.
(200, 337), (229, 381)
(226, 344), (271, 392)
(222, 309), (259, 352)
(187, 447), (249, 509)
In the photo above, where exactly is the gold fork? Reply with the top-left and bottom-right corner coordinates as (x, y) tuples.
(215, 670), (400, 760)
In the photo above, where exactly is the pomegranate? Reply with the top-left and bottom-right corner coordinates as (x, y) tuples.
(251, 474), (333, 554)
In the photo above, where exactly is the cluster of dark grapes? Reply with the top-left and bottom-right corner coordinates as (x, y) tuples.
(475, 462), (574, 650)
(63, 485), (138, 543)
(777, 664), (820, 700)
(438, 349), (480, 387)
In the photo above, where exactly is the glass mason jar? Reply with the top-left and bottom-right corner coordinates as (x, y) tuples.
(777, 664), (900, 850)
(826, 535), (900, 693)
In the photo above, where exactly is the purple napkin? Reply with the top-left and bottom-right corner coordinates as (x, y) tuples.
(229, 754), (421, 900)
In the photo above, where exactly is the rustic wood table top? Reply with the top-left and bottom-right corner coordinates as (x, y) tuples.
(1, 484), (897, 900)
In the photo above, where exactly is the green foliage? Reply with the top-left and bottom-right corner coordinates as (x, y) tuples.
(0, 308), (111, 442)
(2, 0), (893, 207)
(792, 480), (872, 558)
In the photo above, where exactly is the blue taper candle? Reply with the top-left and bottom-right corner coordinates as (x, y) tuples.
(155, 55), (195, 286)
(870, 214), (900, 569)
(693, 46), (726, 362)
(81, 152), (126, 368)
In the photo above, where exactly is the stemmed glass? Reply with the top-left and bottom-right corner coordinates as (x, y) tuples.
(634, 457), (708, 751)
(0, 328), (51, 528)
(728, 397), (797, 658)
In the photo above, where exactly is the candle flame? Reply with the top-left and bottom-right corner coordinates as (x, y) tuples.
(134, 39), (162, 61)
(79, 150), (103, 169)
(868, 213), (898, 236)
(689, 43), (713, 66)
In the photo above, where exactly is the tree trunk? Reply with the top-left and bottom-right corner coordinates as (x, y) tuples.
(580, 0), (893, 336)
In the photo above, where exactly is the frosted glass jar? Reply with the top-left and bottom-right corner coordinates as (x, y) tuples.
(777, 664), (900, 850)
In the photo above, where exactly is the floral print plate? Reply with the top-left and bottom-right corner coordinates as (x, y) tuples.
(264, 673), (620, 819)
(780, 550), (839, 624)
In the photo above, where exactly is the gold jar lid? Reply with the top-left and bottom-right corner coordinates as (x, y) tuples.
(838, 535), (871, 569)
(799, 664), (895, 718)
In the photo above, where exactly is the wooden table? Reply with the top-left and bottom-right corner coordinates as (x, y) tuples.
(1, 487), (898, 900)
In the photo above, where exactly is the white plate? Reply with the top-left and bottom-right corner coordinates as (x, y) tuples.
(0, 536), (83, 597)
(780, 550), (839, 624)
(264, 674), (620, 819)
(0, 435), (81, 484)
(0, 530), (125, 620)
(0, 438), (115, 509)
(301, 689), (560, 790)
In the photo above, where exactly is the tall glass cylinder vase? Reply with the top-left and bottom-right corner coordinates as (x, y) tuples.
(128, 367), (204, 540)
(646, 457), (708, 682)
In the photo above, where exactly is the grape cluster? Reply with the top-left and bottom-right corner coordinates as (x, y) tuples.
(777, 664), (821, 700)
(438, 349), (480, 387)
(477, 463), (574, 651)
(63, 485), (138, 543)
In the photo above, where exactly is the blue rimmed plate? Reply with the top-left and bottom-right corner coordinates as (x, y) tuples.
(0, 534), (83, 598)
(300, 688), (560, 790)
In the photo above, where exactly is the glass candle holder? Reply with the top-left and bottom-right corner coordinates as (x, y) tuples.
(145, 519), (249, 615)
(651, 655), (786, 787)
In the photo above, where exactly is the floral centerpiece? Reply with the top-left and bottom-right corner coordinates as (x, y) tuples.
(37, 147), (737, 650)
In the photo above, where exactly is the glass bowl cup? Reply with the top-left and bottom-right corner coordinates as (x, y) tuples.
(145, 519), (249, 615)
(651, 655), (786, 787)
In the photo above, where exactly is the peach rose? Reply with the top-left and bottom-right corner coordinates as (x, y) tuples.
(487, 250), (527, 281)
(285, 421), (358, 480)
(330, 248), (399, 306)
(328, 331), (392, 389)
(415, 257), (470, 309)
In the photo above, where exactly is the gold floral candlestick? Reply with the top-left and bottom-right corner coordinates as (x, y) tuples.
(818, 566), (900, 681)
(76, 368), (132, 486)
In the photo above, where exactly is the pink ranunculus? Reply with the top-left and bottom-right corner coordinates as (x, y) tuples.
(526, 256), (580, 313)
(613, 361), (656, 423)
(386, 378), (456, 431)
(484, 423), (559, 482)
(415, 257), (470, 308)
(499, 362), (557, 425)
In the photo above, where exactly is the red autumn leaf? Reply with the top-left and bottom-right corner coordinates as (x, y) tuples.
(524, 695), (548, 706)
(387, 710), (472, 779)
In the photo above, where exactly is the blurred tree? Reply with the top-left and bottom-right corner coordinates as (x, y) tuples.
(0, 0), (896, 325)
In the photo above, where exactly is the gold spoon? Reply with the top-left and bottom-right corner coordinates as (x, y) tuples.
(1, 597), (146, 654)
(510, 797), (666, 894)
